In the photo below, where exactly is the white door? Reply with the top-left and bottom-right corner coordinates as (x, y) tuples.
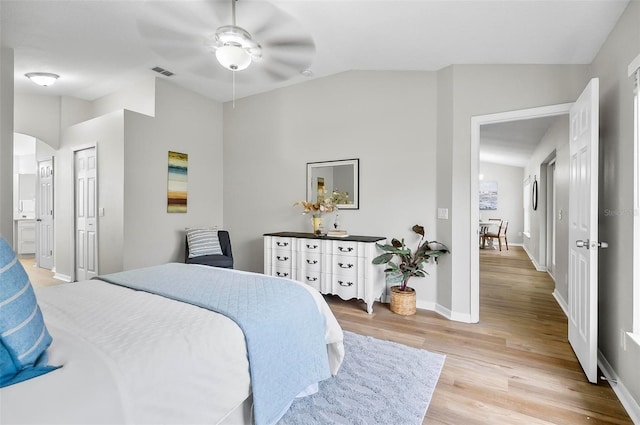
(75, 147), (98, 281)
(568, 78), (600, 384)
(36, 159), (54, 270)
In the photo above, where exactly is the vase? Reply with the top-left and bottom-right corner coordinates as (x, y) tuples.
(389, 285), (416, 315)
(311, 215), (323, 236)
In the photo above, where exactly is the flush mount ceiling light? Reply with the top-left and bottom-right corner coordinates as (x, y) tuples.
(207, 0), (262, 71)
(25, 72), (59, 87)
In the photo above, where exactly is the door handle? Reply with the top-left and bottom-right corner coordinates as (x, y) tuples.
(576, 240), (589, 249)
(576, 240), (609, 249)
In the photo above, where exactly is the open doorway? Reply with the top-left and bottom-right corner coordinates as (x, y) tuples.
(470, 103), (572, 323)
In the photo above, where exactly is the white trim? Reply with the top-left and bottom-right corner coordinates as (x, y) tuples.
(552, 289), (569, 318)
(598, 351), (640, 424)
(522, 242), (547, 272)
(628, 53), (640, 77)
(412, 300), (474, 323)
(52, 273), (72, 283)
(633, 70), (640, 335)
(470, 103), (573, 324)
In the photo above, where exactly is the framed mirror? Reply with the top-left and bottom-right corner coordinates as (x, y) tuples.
(307, 159), (359, 210)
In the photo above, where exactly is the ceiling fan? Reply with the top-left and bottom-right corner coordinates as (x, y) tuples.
(206, 0), (261, 71)
(136, 0), (315, 84)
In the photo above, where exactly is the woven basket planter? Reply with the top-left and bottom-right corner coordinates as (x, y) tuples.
(389, 285), (416, 315)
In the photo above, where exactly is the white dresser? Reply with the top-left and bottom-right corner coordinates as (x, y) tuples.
(264, 232), (386, 313)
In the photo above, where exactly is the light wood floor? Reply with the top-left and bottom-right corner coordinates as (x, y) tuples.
(22, 248), (632, 424)
(326, 246), (633, 425)
(19, 257), (60, 287)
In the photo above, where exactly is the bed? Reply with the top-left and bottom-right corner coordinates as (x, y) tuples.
(0, 259), (344, 425)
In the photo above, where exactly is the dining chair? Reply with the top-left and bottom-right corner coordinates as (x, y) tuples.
(479, 218), (502, 246)
(481, 220), (509, 251)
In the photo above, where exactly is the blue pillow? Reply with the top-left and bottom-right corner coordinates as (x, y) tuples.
(0, 237), (59, 387)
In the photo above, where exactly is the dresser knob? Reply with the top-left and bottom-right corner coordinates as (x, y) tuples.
(338, 280), (354, 287)
(306, 259), (318, 264)
(306, 276), (318, 282)
(306, 244), (318, 249)
(338, 246), (353, 252)
(276, 272), (289, 277)
(338, 263), (353, 269)
(277, 256), (289, 261)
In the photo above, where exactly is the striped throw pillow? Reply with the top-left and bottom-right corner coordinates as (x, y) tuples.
(186, 229), (223, 258)
(0, 237), (59, 387)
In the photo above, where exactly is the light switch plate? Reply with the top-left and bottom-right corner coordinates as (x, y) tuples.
(437, 208), (449, 220)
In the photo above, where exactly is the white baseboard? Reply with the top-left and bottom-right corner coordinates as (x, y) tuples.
(552, 289), (569, 318)
(598, 351), (640, 424)
(407, 300), (475, 323)
(53, 273), (72, 283)
(522, 244), (547, 272)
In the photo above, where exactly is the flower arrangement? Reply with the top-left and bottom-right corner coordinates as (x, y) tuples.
(293, 199), (337, 217)
(294, 183), (339, 218)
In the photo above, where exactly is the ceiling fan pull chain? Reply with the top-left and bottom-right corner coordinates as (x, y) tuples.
(232, 70), (236, 109)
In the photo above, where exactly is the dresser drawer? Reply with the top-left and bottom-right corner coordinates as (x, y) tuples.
(332, 240), (359, 257)
(331, 274), (358, 300)
(273, 266), (294, 279)
(330, 255), (359, 279)
(273, 250), (293, 266)
(301, 239), (322, 253)
(301, 270), (322, 291)
(301, 252), (322, 271)
(270, 237), (293, 251)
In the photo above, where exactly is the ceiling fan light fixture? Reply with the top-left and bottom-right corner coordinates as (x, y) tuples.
(216, 44), (251, 71)
(25, 72), (59, 86)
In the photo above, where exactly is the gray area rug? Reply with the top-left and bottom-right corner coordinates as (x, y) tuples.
(279, 331), (446, 425)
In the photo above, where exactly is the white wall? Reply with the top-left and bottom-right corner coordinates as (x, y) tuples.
(478, 162), (524, 245)
(523, 115), (567, 261)
(589, 0), (640, 413)
(0, 46), (14, 242)
(52, 78), (224, 277)
(92, 77), (155, 118)
(122, 78), (223, 269)
(440, 64), (590, 320)
(56, 111), (125, 278)
(223, 71), (442, 309)
(14, 94), (62, 149)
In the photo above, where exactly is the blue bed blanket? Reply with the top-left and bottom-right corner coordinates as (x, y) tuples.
(94, 263), (331, 425)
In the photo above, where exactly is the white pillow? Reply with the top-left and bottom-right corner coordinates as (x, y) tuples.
(186, 229), (223, 258)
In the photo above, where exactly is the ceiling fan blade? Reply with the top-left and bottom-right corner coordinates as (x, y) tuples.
(138, 22), (206, 60)
(138, 1), (222, 35)
(135, 0), (317, 86)
(266, 38), (315, 51)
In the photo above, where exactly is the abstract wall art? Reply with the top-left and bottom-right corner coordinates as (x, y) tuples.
(167, 151), (188, 213)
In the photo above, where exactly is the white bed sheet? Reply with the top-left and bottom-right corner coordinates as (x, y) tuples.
(0, 277), (344, 425)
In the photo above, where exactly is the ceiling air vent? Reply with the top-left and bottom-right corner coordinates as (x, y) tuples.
(151, 66), (174, 77)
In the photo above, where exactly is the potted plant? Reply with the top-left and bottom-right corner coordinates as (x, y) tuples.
(372, 225), (449, 315)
